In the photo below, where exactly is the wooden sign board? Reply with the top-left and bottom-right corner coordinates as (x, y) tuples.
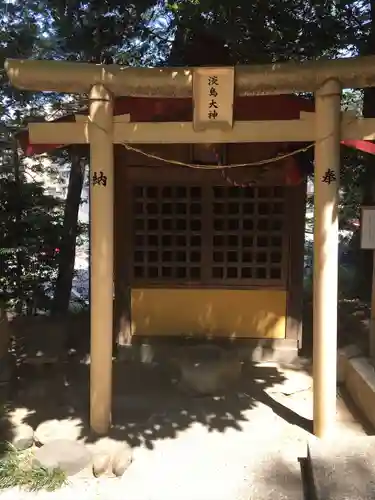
(361, 206), (375, 249)
(193, 67), (235, 132)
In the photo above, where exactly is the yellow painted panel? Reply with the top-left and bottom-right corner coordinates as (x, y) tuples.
(131, 289), (286, 339)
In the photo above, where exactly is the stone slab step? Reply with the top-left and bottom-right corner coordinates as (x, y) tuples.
(307, 436), (375, 500)
(239, 456), (304, 500)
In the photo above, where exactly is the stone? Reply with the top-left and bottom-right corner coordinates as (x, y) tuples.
(12, 423), (34, 450)
(111, 444), (133, 477)
(308, 436), (375, 500)
(140, 343), (155, 364)
(337, 345), (363, 384)
(340, 344), (362, 360)
(34, 452), (59, 471)
(34, 418), (83, 445)
(177, 345), (242, 395)
(345, 356), (375, 429)
(242, 455), (303, 500)
(92, 452), (111, 477)
(33, 439), (92, 476)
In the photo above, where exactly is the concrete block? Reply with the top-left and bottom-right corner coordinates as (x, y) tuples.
(243, 456), (304, 500)
(337, 345), (362, 383)
(308, 436), (375, 500)
(345, 355), (375, 429)
(237, 339), (299, 364)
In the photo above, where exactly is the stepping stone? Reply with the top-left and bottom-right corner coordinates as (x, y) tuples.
(33, 439), (92, 476)
(112, 444), (133, 477)
(12, 423), (34, 450)
(34, 418), (83, 445)
(308, 436), (375, 500)
(92, 452), (111, 477)
(176, 345), (242, 395)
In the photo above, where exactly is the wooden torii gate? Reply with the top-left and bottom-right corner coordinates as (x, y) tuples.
(6, 56), (375, 439)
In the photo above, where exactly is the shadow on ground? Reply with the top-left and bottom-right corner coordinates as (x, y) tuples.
(7, 358), (312, 449)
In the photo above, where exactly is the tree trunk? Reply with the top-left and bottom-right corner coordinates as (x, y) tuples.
(12, 138), (24, 314)
(51, 150), (85, 315)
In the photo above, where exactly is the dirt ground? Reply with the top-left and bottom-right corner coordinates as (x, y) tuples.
(0, 358), (370, 500)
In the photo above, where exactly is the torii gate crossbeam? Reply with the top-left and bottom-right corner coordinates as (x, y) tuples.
(5, 56), (375, 439)
(6, 55), (375, 96)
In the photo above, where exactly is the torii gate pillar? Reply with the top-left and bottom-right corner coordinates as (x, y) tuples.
(313, 79), (341, 438)
(89, 84), (114, 434)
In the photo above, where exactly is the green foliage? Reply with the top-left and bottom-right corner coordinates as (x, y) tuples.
(40, 0), (158, 63)
(0, 174), (64, 311)
(166, 0), (356, 65)
(339, 90), (365, 226)
(0, 445), (67, 492)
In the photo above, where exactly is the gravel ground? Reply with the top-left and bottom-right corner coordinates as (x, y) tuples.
(0, 363), (366, 500)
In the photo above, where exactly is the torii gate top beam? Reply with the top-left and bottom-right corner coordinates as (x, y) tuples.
(5, 55), (375, 97)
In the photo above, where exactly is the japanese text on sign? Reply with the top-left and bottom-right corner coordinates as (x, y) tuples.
(321, 168), (336, 184)
(192, 67), (234, 131)
(92, 171), (107, 187)
(208, 75), (219, 120)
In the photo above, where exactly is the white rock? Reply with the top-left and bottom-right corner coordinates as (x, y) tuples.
(12, 423), (34, 450)
(92, 452), (111, 477)
(33, 439), (92, 476)
(178, 346), (242, 395)
(111, 444), (133, 477)
(34, 452), (59, 471)
(34, 418), (83, 445)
